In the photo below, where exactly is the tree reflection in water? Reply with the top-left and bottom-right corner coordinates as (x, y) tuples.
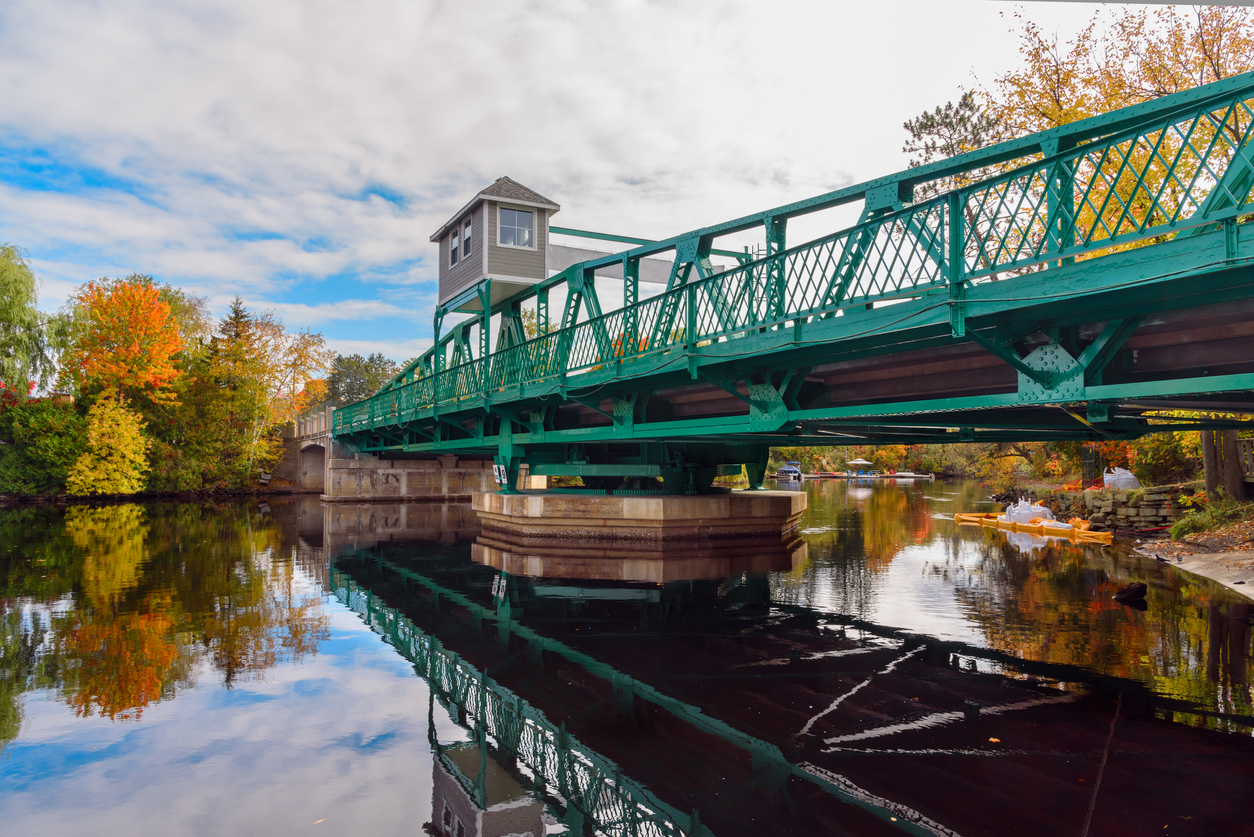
(0, 501), (329, 746)
(772, 479), (1253, 731)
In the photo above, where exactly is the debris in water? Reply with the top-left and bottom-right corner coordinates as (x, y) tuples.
(1113, 582), (1149, 608)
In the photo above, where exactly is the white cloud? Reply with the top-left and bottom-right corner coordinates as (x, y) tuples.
(257, 299), (410, 326)
(0, 0), (1103, 344)
(323, 337), (433, 360)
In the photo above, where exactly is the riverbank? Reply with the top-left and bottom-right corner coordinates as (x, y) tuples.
(1134, 516), (1254, 601)
(0, 486), (320, 508)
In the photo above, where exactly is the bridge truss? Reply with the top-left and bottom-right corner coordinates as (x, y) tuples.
(336, 74), (1254, 490)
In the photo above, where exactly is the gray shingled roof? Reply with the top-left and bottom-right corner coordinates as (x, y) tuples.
(430, 177), (560, 242)
(478, 176), (559, 208)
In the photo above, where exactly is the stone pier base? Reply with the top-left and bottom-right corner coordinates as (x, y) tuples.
(471, 536), (807, 582)
(322, 454), (495, 502)
(471, 489), (806, 545)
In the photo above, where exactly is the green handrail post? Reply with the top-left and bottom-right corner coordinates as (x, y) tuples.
(686, 282), (698, 379)
(624, 255), (639, 353)
(947, 190), (966, 338)
(767, 215), (787, 323)
(1042, 138), (1077, 267)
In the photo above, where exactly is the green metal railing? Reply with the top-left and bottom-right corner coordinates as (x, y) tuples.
(335, 75), (1254, 437)
(331, 570), (694, 837)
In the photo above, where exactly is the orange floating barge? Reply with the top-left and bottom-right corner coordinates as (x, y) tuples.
(953, 512), (1114, 544)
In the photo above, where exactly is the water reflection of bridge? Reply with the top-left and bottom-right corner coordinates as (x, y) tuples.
(329, 554), (953, 836)
(322, 502), (1254, 837)
(332, 571), (698, 837)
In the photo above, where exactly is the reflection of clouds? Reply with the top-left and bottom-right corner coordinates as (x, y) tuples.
(0, 593), (447, 834)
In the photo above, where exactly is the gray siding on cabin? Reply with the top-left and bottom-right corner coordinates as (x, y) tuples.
(438, 206), (486, 305)
(486, 200), (547, 280)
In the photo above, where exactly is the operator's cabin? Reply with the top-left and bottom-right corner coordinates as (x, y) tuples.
(431, 177), (560, 313)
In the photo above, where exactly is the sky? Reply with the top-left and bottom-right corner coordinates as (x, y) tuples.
(0, 0), (1106, 361)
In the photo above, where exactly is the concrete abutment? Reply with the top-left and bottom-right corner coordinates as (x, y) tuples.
(321, 448), (497, 502)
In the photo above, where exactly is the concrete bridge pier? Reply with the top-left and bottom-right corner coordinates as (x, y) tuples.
(471, 489), (808, 576)
(292, 407), (334, 492)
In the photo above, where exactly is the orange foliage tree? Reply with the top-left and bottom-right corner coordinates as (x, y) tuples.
(60, 278), (183, 403)
(55, 601), (185, 720)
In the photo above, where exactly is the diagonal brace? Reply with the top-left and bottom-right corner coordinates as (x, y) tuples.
(434, 415), (472, 438)
(1078, 317), (1144, 384)
(569, 395), (616, 422)
(968, 330), (1053, 388)
(695, 371), (754, 406)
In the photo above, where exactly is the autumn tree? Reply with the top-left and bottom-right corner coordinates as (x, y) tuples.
(60, 277), (184, 404)
(65, 397), (151, 495)
(987, 6), (1254, 136)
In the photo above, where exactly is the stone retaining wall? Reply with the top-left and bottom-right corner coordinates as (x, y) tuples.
(1029, 483), (1200, 532)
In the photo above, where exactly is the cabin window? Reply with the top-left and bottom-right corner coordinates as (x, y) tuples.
(463, 219), (473, 259)
(442, 803), (453, 831)
(450, 230), (460, 267)
(499, 207), (535, 248)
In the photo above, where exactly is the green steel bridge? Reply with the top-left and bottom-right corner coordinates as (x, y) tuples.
(335, 74), (1254, 492)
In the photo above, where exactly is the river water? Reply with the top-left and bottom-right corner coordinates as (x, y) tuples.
(1, 481), (1251, 836)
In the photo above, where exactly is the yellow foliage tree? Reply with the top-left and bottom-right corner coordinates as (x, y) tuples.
(66, 397), (150, 495)
(65, 505), (150, 606)
(982, 7), (1254, 259)
(989, 6), (1254, 136)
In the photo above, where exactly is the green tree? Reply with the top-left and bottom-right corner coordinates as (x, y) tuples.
(0, 397), (88, 495)
(902, 91), (1001, 198)
(0, 244), (64, 393)
(148, 298), (330, 489)
(327, 352), (399, 406)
